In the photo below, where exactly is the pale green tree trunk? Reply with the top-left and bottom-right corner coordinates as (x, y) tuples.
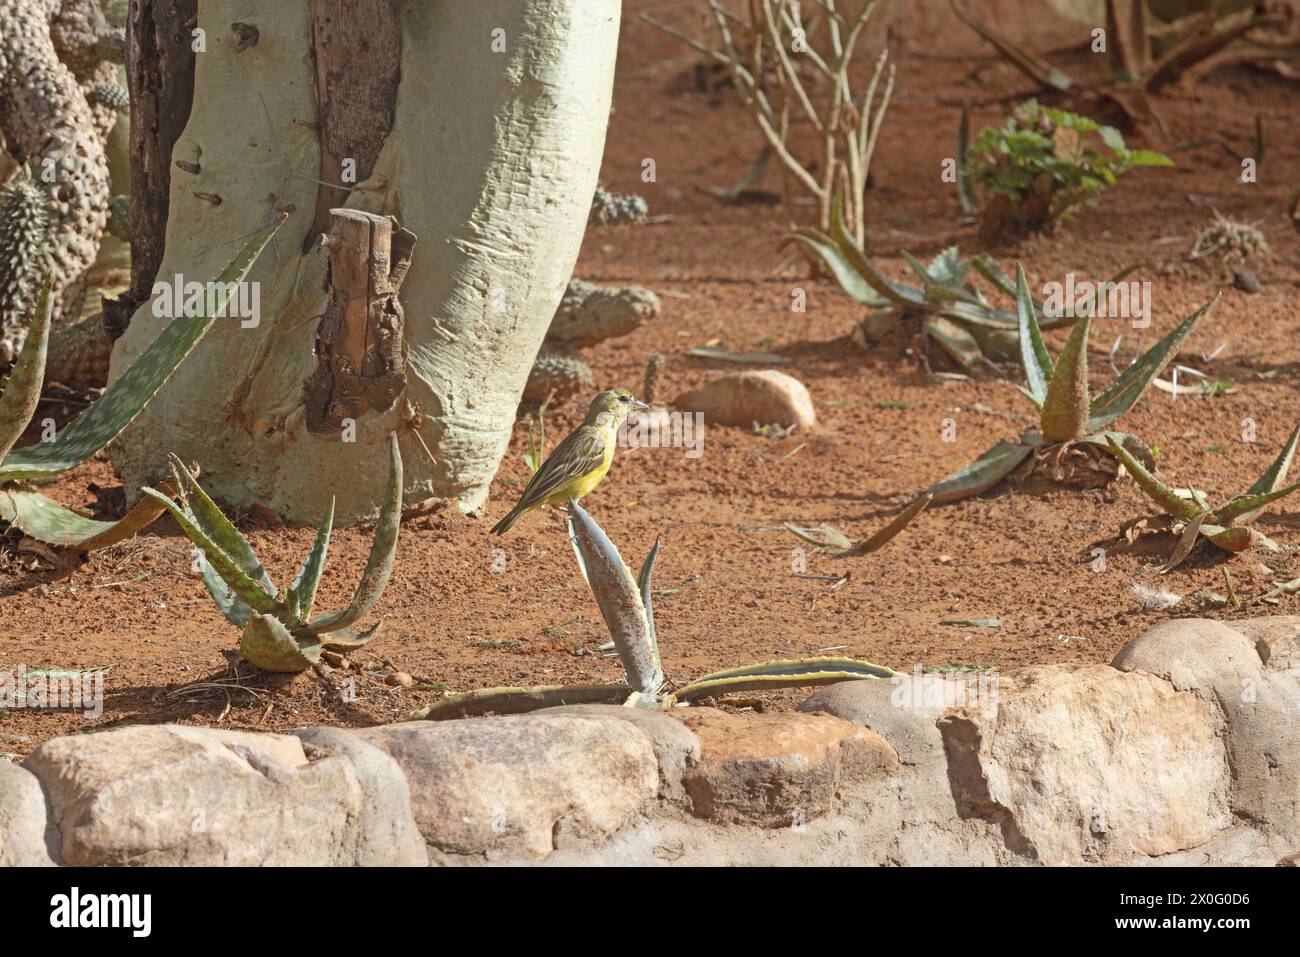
(110, 0), (620, 522)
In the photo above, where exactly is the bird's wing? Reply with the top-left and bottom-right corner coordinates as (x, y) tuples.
(511, 425), (608, 511)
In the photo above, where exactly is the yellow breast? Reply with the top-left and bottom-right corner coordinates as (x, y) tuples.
(543, 422), (618, 506)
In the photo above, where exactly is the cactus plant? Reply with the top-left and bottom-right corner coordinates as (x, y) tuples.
(787, 197), (1064, 370)
(589, 184), (648, 226)
(0, 173), (49, 364)
(0, 213), (284, 549)
(141, 432), (404, 672)
(1107, 425), (1300, 572)
(405, 500), (898, 720)
(929, 264), (1214, 504)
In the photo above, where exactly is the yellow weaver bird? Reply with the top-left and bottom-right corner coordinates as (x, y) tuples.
(491, 388), (648, 535)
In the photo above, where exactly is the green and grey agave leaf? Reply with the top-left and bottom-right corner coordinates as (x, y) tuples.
(930, 263), (1214, 504)
(1109, 425), (1300, 571)
(405, 502), (899, 721)
(784, 196), (1070, 371)
(141, 431), (403, 672)
(0, 213), (286, 550)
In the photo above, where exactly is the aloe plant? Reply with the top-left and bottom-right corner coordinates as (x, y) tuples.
(787, 198), (1073, 371)
(405, 500), (898, 720)
(785, 492), (931, 557)
(1108, 426), (1300, 572)
(0, 213), (285, 550)
(930, 264), (1214, 504)
(141, 432), (403, 672)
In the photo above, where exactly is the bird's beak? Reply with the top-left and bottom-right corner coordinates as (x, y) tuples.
(632, 398), (650, 412)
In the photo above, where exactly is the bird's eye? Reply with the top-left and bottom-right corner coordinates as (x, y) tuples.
(620, 395), (630, 403)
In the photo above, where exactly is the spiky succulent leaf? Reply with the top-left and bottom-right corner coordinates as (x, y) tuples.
(239, 614), (319, 673)
(287, 498), (334, 623)
(197, 551), (254, 627)
(847, 493), (932, 555)
(930, 439), (1036, 504)
(0, 278), (52, 462)
(1211, 480), (1300, 527)
(830, 196), (925, 307)
(1105, 434), (1202, 519)
(404, 683), (632, 721)
(301, 433), (402, 636)
(141, 487), (284, 616)
(0, 484), (171, 550)
(1039, 313), (1091, 441)
(1162, 512), (1208, 573)
(1087, 297), (1213, 432)
(675, 657), (899, 703)
(928, 246), (970, 288)
(927, 315), (984, 369)
(1015, 263), (1053, 404)
(783, 229), (885, 307)
(320, 621), (382, 653)
(166, 454), (275, 596)
(637, 534), (662, 664)
(1200, 524), (1257, 553)
(566, 498), (663, 694)
(0, 214), (286, 482)
(1233, 424), (1300, 524)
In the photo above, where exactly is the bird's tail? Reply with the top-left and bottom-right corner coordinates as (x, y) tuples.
(490, 504), (526, 535)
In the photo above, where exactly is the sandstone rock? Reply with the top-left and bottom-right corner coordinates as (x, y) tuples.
(355, 714), (658, 859)
(0, 761), (57, 866)
(939, 664), (1230, 865)
(25, 725), (363, 866)
(676, 708), (898, 828)
(533, 703), (700, 801)
(294, 727), (428, 866)
(1113, 617), (1300, 840)
(675, 370), (815, 431)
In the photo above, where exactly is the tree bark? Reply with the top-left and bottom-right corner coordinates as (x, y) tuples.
(109, 0), (621, 523)
(103, 0), (197, 340)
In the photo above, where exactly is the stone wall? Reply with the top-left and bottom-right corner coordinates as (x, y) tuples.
(3, 616), (1297, 866)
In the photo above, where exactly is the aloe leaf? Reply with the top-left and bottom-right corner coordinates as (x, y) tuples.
(1162, 512), (1207, 573)
(1080, 430), (1154, 469)
(783, 229), (884, 307)
(0, 214), (286, 482)
(1211, 479), (1300, 527)
(829, 196), (925, 308)
(566, 499), (663, 694)
(846, 493), (931, 555)
(926, 316), (984, 370)
(167, 454), (275, 596)
(0, 485), (169, 550)
(1200, 524), (1256, 553)
(928, 246), (970, 288)
(675, 657), (899, 703)
(403, 683), (632, 721)
(287, 497), (334, 623)
(930, 440), (1035, 504)
(141, 486), (284, 616)
(957, 108), (979, 215)
(1039, 313), (1091, 441)
(239, 614), (318, 673)
(1015, 264), (1053, 403)
(1087, 297), (1214, 431)
(1105, 435), (1201, 519)
(949, 1), (1074, 91)
(303, 432), (402, 635)
(636, 535), (662, 664)
(320, 620), (382, 652)
(1241, 422), (1300, 500)
(197, 552), (254, 627)
(0, 278), (53, 462)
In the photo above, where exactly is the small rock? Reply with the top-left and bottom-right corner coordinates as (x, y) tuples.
(675, 708), (897, 827)
(0, 762), (57, 866)
(675, 370), (815, 431)
(1233, 271), (1260, 293)
(385, 671), (414, 688)
(321, 651), (349, 669)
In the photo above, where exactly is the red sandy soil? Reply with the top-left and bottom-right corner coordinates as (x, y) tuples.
(3, 0), (1299, 756)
